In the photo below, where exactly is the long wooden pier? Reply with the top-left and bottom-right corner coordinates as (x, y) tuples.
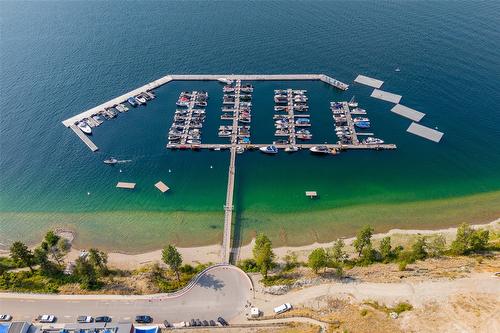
(221, 80), (243, 263)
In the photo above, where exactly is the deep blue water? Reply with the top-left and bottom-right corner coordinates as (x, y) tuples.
(1, 1), (499, 249)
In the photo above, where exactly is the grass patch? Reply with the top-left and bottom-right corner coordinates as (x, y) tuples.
(363, 300), (413, 315)
(261, 274), (296, 286)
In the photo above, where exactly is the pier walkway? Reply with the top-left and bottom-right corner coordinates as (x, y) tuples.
(222, 80), (242, 263)
(166, 143), (396, 150)
(69, 125), (98, 152)
(342, 102), (359, 145)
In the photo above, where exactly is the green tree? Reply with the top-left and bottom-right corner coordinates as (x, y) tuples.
(427, 235), (446, 258)
(44, 231), (60, 248)
(73, 256), (99, 290)
(162, 245), (183, 282)
(451, 224), (489, 255)
(353, 225), (374, 257)
(359, 244), (377, 265)
(9, 241), (35, 272)
(379, 236), (392, 262)
(411, 236), (428, 260)
(253, 233), (275, 278)
(330, 239), (347, 264)
(283, 252), (298, 271)
(88, 248), (108, 276)
(308, 248), (328, 274)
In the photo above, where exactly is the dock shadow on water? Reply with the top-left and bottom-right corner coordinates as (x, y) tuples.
(197, 273), (225, 290)
(229, 154), (244, 265)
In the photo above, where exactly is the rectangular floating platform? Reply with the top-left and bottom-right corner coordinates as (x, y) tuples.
(116, 182), (136, 189)
(69, 125), (98, 152)
(370, 89), (402, 104)
(155, 181), (170, 193)
(354, 75), (384, 88)
(407, 122), (444, 142)
(391, 104), (425, 122)
(305, 191), (318, 198)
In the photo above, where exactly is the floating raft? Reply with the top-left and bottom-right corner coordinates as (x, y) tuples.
(305, 191), (318, 198)
(407, 122), (444, 142)
(116, 182), (136, 189)
(370, 89), (402, 104)
(354, 75), (384, 88)
(155, 181), (170, 193)
(391, 104), (425, 122)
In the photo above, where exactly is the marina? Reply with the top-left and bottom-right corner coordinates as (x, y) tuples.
(168, 91), (208, 145)
(354, 75), (384, 88)
(391, 104), (426, 122)
(407, 122), (444, 142)
(62, 74), (348, 152)
(273, 89), (310, 145)
(370, 89), (402, 104)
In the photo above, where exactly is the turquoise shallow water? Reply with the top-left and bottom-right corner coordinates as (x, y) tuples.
(1, 1), (499, 251)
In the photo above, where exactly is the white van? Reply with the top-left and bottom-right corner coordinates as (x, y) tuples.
(273, 303), (292, 314)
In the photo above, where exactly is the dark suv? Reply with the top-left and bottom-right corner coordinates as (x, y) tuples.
(135, 315), (153, 324)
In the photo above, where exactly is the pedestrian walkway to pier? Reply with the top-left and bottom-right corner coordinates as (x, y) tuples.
(354, 75), (384, 88)
(391, 104), (425, 122)
(407, 122), (444, 142)
(370, 89), (402, 104)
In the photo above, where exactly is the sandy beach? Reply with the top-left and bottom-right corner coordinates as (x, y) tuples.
(58, 218), (499, 270)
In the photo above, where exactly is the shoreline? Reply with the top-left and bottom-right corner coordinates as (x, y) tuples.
(61, 218), (499, 270)
(1, 190), (499, 254)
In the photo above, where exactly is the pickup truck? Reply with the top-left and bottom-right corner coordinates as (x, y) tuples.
(273, 303), (292, 314)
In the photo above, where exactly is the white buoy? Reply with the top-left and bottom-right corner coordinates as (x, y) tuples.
(210, 165), (213, 169)
(119, 169), (122, 173)
(87, 192), (91, 196)
(168, 169), (172, 173)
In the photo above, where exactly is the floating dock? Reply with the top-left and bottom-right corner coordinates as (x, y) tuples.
(69, 125), (98, 152)
(116, 182), (136, 189)
(391, 104), (425, 122)
(370, 89), (402, 104)
(167, 143), (396, 150)
(155, 181), (170, 193)
(354, 75), (384, 88)
(406, 122), (444, 142)
(305, 191), (318, 198)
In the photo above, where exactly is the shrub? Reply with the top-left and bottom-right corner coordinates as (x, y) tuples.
(238, 259), (260, 272)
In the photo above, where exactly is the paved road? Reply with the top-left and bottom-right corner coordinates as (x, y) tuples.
(0, 265), (253, 324)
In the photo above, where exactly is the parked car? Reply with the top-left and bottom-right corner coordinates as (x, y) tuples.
(217, 317), (229, 326)
(0, 315), (12, 322)
(189, 319), (196, 327)
(195, 319), (202, 326)
(163, 320), (171, 328)
(77, 316), (93, 323)
(209, 320), (216, 326)
(202, 320), (209, 326)
(273, 303), (292, 314)
(95, 316), (112, 323)
(37, 315), (56, 323)
(135, 315), (153, 324)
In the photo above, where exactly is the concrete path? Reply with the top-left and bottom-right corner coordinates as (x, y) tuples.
(0, 265), (253, 324)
